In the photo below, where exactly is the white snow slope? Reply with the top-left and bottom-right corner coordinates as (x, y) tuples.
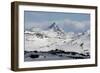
(24, 23), (90, 54)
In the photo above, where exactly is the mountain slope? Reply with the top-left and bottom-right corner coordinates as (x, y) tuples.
(24, 23), (90, 55)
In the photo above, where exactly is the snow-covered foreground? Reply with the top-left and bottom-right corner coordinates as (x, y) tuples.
(24, 23), (90, 61)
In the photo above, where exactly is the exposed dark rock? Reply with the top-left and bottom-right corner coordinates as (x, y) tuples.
(24, 51), (29, 54)
(79, 53), (86, 56)
(30, 54), (39, 58)
(33, 50), (38, 53)
(71, 52), (77, 55)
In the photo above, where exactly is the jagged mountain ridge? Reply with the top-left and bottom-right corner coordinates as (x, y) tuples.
(24, 22), (90, 54)
(48, 22), (64, 33)
(48, 22), (65, 37)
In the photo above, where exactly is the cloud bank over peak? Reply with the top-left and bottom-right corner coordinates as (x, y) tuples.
(24, 11), (90, 33)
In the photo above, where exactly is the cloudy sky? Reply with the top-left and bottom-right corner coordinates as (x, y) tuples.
(24, 11), (90, 33)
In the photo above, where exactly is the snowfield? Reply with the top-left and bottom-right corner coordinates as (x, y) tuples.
(24, 23), (90, 61)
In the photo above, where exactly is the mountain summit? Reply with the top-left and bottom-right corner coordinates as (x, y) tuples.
(48, 22), (63, 32)
(48, 22), (65, 36)
(48, 22), (66, 38)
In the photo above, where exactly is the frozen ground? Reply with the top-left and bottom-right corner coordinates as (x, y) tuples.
(24, 50), (90, 61)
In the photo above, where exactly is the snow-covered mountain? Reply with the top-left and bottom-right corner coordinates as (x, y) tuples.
(24, 22), (90, 55)
(48, 22), (64, 34)
(45, 22), (66, 38)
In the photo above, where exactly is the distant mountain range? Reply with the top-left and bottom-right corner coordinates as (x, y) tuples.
(24, 22), (90, 55)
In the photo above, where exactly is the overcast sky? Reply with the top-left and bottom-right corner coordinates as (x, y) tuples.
(24, 11), (90, 33)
